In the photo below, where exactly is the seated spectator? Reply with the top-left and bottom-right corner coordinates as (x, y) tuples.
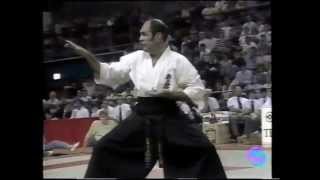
(201, 2), (219, 20)
(214, 0), (228, 12)
(240, 36), (258, 54)
(97, 98), (117, 120)
(90, 102), (100, 118)
(230, 62), (253, 88)
(251, 64), (269, 85)
(213, 30), (229, 53)
(43, 136), (79, 156)
(236, 88), (264, 144)
(70, 99), (90, 119)
(235, 0), (248, 9)
(227, 85), (251, 142)
(259, 87), (272, 106)
(219, 22), (232, 40)
(202, 93), (220, 113)
(62, 102), (73, 119)
(45, 104), (63, 120)
(243, 45), (258, 70)
(257, 33), (271, 56)
(196, 81), (220, 113)
(198, 31), (218, 52)
(219, 54), (239, 81)
(242, 16), (258, 35)
(199, 43), (211, 61)
(181, 36), (194, 60)
(80, 110), (118, 150)
(79, 89), (92, 103)
(43, 91), (61, 108)
(82, 80), (96, 97)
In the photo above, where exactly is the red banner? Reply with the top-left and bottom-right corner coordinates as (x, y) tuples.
(44, 118), (97, 146)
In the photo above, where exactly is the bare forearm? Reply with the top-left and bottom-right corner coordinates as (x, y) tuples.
(64, 40), (100, 76)
(75, 47), (100, 76)
(82, 135), (90, 148)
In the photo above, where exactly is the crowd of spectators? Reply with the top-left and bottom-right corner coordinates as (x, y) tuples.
(43, 1), (271, 122)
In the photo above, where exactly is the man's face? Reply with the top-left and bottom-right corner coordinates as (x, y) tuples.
(139, 21), (159, 53)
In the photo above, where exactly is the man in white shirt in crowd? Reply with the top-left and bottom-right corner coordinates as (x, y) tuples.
(236, 88), (264, 144)
(79, 89), (92, 103)
(260, 87), (272, 106)
(227, 85), (251, 142)
(197, 81), (220, 113)
(64, 18), (226, 178)
(70, 99), (90, 119)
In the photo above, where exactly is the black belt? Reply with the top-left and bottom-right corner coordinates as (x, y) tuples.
(135, 97), (201, 169)
(144, 116), (165, 169)
(136, 97), (175, 169)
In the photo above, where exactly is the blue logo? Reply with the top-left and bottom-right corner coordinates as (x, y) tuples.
(246, 146), (268, 167)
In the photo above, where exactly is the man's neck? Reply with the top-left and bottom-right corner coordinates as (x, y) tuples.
(149, 45), (168, 60)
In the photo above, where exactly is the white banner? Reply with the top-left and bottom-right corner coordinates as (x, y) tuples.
(261, 108), (272, 147)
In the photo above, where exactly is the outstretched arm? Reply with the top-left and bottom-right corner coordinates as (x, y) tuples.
(64, 40), (100, 77)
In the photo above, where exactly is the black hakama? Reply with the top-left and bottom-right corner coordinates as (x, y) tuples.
(85, 97), (226, 179)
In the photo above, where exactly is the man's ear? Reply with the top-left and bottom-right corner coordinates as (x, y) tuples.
(154, 32), (163, 41)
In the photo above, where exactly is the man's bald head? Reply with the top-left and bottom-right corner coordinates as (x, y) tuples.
(147, 19), (169, 41)
(139, 18), (170, 54)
